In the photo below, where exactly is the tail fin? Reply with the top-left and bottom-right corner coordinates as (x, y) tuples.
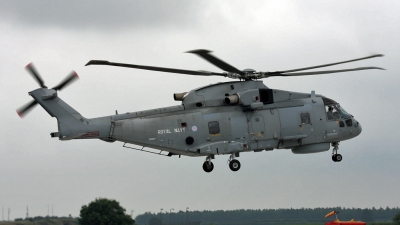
(29, 88), (111, 140)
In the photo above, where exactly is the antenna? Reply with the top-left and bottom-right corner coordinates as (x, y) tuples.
(8, 208), (10, 221)
(26, 205), (29, 218)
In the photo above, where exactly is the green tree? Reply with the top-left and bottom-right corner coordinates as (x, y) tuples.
(394, 211), (400, 225)
(361, 208), (375, 222)
(79, 198), (135, 225)
(148, 216), (163, 225)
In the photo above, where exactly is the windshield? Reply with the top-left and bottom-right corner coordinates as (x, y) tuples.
(337, 105), (351, 119)
(326, 104), (351, 120)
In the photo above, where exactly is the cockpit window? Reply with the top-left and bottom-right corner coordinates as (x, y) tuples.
(326, 106), (341, 120)
(326, 104), (351, 121)
(337, 105), (351, 119)
(322, 97), (337, 105)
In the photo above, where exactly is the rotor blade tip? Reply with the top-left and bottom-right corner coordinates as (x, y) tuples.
(186, 49), (212, 54)
(85, 60), (110, 66)
(16, 110), (23, 118)
(73, 71), (79, 78)
(25, 62), (33, 69)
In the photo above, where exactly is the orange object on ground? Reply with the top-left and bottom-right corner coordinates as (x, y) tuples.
(324, 211), (366, 225)
(325, 220), (366, 225)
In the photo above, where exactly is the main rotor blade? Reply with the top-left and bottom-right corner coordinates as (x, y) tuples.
(52, 71), (79, 91)
(263, 67), (385, 77)
(186, 49), (244, 75)
(25, 63), (47, 88)
(16, 100), (38, 118)
(85, 60), (226, 76)
(274, 54), (384, 74)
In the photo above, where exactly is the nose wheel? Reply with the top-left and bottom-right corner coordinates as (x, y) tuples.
(331, 142), (342, 162)
(332, 154), (342, 162)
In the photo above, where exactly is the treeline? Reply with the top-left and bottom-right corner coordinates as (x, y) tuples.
(14, 215), (78, 222)
(135, 207), (400, 224)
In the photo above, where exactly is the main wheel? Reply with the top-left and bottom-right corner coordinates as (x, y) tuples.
(332, 154), (337, 162)
(229, 159), (241, 171)
(202, 161), (214, 173)
(335, 154), (342, 162)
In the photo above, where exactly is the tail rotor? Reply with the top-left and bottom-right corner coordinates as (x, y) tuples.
(52, 71), (79, 91)
(25, 63), (47, 88)
(16, 63), (79, 118)
(16, 100), (38, 118)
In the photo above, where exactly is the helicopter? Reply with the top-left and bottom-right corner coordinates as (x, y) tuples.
(17, 49), (384, 172)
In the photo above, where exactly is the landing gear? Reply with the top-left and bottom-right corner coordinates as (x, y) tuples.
(333, 154), (342, 162)
(202, 154), (242, 172)
(229, 159), (241, 171)
(331, 142), (342, 162)
(203, 156), (214, 173)
(227, 153), (241, 171)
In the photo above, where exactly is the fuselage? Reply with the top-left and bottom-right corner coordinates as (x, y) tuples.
(107, 81), (362, 156)
(28, 80), (361, 157)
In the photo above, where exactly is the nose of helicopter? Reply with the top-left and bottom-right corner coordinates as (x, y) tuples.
(354, 120), (362, 136)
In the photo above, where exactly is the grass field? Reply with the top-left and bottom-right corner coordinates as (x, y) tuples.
(0, 219), (78, 225)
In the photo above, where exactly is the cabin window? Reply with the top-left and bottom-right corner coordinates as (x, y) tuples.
(300, 113), (311, 124)
(208, 121), (220, 134)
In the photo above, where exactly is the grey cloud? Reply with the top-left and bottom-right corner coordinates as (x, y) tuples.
(0, 0), (207, 30)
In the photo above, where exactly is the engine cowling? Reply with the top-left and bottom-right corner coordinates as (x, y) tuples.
(173, 92), (188, 101)
(225, 89), (260, 106)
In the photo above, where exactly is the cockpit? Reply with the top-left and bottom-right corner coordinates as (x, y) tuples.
(322, 97), (351, 121)
(321, 97), (362, 144)
(325, 105), (351, 121)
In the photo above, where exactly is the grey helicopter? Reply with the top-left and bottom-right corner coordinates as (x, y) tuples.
(17, 49), (384, 172)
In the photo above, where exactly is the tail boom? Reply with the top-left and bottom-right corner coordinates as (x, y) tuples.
(29, 88), (112, 141)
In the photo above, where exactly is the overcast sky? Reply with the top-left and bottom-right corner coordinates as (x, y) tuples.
(1, 0), (399, 221)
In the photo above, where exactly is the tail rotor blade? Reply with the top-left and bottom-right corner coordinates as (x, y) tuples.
(52, 71), (79, 91)
(25, 63), (47, 88)
(16, 100), (38, 118)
